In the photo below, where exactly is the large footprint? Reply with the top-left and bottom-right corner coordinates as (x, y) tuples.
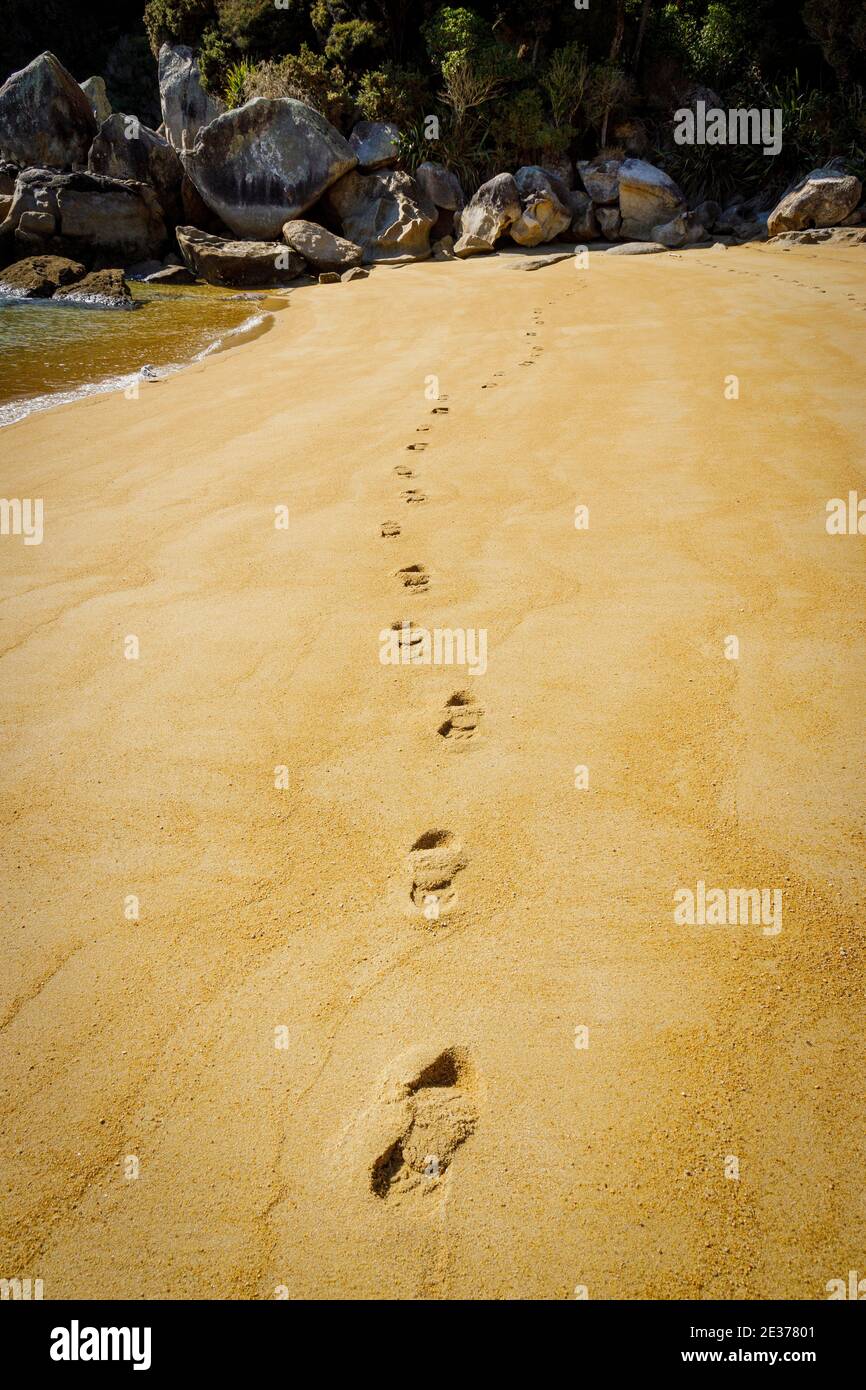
(407, 829), (465, 919)
(368, 1047), (478, 1204)
(438, 689), (483, 742)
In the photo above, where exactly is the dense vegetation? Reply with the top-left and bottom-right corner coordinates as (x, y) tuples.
(3, 2), (865, 200)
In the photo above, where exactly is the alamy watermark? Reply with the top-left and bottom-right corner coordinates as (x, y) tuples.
(379, 622), (487, 676)
(674, 100), (782, 157)
(674, 880), (782, 936)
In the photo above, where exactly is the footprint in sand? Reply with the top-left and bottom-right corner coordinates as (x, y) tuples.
(402, 488), (426, 504)
(369, 1047), (478, 1203)
(406, 441), (428, 451)
(388, 620), (436, 664)
(381, 520), (401, 538)
(396, 563), (429, 592)
(395, 464), (414, 477)
(438, 689), (483, 742)
(519, 359), (535, 367)
(407, 828), (465, 919)
(431, 406), (449, 415)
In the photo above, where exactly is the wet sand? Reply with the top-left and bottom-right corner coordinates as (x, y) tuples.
(1, 241), (864, 1299)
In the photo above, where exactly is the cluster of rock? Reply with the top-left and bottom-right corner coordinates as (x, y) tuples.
(0, 47), (863, 303)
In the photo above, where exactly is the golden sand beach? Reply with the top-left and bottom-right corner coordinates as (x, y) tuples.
(1, 241), (864, 1299)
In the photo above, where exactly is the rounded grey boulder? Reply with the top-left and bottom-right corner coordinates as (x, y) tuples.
(282, 219), (362, 272)
(183, 98), (357, 240)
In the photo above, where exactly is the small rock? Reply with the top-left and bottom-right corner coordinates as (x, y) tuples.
(318, 270), (340, 283)
(53, 267), (134, 306)
(340, 266), (368, 281)
(0, 253), (85, 297)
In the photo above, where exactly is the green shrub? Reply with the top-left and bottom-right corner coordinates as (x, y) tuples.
(354, 64), (431, 126)
(143, 0), (215, 56)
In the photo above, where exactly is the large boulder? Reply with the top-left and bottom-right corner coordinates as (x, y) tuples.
(349, 121), (400, 171)
(618, 158), (686, 240)
(281, 218), (362, 271)
(511, 166), (571, 245)
(54, 267), (134, 307)
(2, 169), (167, 261)
(767, 167), (862, 237)
(80, 76), (112, 125)
(514, 165), (571, 207)
(88, 115), (184, 224)
(158, 43), (224, 152)
(183, 98), (357, 239)
(324, 168), (435, 264)
(0, 52), (96, 170)
(175, 225), (305, 287)
(577, 157), (621, 206)
(0, 253), (85, 297)
(454, 172), (521, 255)
(510, 196), (571, 247)
(414, 161), (464, 211)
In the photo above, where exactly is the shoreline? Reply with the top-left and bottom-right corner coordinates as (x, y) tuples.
(0, 288), (289, 429)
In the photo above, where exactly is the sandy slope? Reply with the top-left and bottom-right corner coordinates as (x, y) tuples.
(1, 241), (864, 1301)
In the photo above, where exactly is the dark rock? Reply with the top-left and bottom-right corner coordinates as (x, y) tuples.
(175, 225), (305, 287)
(693, 199), (721, 231)
(341, 266), (369, 282)
(3, 169), (167, 261)
(88, 115), (184, 224)
(349, 121), (400, 171)
(597, 206), (622, 241)
(318, 271), (340, 283)
(431, 235), (455, 261)
(54, 267), (134, 306)
(568, 190), (599, 242)
(577, 157), (621, 206)
(0, 252), (85, 296)
(414, 161), (464, 211)
(0, 52), (96, 170)
(183, 98), (357, 239)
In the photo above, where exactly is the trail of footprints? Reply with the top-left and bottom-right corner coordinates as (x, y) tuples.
(364, 311), (547, 1206)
